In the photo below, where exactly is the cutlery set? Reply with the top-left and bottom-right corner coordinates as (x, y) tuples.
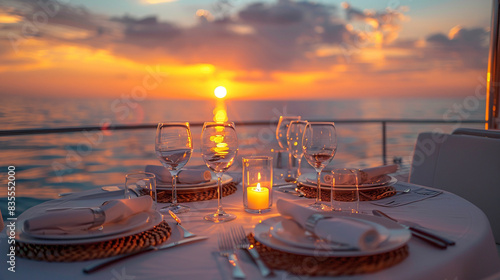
(231, 226), (273, 277)
(371, 186), (443, 207)
(217, 226), (274, 279)
(83, 209), (206, 274)
(372, 210), (455, 249)
(83, 235), (209, 274)
(218, 231), (246, 279)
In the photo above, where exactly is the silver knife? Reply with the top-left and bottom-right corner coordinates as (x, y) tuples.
(275, 185), (305, 197)
(83, 236), (208, 273)
(394, 218), (455, 246)
(372, 210), (453, 249)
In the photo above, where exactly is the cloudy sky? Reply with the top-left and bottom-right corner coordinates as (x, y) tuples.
(0, 0), (492, 99)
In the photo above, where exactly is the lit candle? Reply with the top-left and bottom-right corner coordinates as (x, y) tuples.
(247, 183), (269, 210)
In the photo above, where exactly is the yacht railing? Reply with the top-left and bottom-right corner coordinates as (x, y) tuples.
(0, 119), (486, 164)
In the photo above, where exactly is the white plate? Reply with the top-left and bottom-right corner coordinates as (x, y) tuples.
(300, 173), (397, 190)
(254, 214), (410, 257)
(270, 217), (390, 250)
(157, 174), (233, 190)
(23, 212), (150, 240)
(16, 211), (163, 245)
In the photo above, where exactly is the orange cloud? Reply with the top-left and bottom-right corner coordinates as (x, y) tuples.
(0, 0), (489, 100)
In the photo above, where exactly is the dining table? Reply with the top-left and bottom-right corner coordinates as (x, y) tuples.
(1, 167), (500, 280)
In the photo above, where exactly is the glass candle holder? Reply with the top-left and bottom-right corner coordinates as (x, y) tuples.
(243, 156), (273, 214)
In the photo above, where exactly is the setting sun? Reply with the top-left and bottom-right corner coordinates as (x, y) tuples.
(214, 86), (227, 99)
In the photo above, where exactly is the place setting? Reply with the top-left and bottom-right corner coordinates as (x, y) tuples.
(296, 165), (400, 202)
(274, 119), (403, 204)
(248, 199), (412, 276)
(14, 195), (173, 262)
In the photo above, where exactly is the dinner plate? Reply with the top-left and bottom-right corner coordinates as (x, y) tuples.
(270, 217), (390, 250)
(254, 214), (410, 257)
(23, 211), (151, 240)
(300, 173), (397, 190)
(157, 174), (233, 191)
(16, 211), (163, 245)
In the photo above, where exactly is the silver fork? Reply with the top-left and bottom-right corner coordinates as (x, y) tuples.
(359, 188), (411, 200)
(231, 226), (273, 277)
(218, 231), (246, 279)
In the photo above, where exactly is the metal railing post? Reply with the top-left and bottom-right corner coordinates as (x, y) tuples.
(382, 121), (387, 165)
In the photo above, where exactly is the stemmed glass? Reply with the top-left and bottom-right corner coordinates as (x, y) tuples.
(286, 120), (308, 178)
(201, 122), (239, 222)
(155, 122), (193, 214)
(302, 122), (337, 210)
(276, 116), (301, 174)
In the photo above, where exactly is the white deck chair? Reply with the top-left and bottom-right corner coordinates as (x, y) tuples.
(409, 130), (500, 243)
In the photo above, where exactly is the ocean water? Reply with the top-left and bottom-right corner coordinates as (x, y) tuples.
(0, 95), (486, 220)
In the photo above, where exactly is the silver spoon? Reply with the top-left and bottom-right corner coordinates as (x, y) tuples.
(295, 187), (306, 197)
(168, 210), (196, 238)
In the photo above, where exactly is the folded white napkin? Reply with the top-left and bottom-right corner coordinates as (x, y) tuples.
(324, 164), (398, 185)
(145, 165), (212, 184)
(24, 196), (153, 235)
(276, 199), (382, 250)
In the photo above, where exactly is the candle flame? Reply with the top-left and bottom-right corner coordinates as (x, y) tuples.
(256, 182), (261, 191)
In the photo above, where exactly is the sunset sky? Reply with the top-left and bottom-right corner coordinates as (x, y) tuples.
(0, 0), (492, 99)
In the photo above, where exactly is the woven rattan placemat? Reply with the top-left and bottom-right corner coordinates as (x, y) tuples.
(298, 185), (396, 201)
(16, 221), (171, 262)
(157, 181), (238, 203)
(248, 233), (408, 276)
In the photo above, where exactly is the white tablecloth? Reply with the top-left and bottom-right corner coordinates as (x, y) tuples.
(1, 177), (499, 280)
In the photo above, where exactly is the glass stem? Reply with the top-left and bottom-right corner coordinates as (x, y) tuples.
(297, 157), (302, 177)
(288, 152), (293, 172)
(170, 171), (178, 206)
(316, 170), (322, 204)
(216, 173), (224, 215)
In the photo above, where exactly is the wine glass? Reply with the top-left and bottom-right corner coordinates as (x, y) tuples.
(276, 116), (301, 175)
(201, 122), (239, 222)
(302, 122), (337, 210)
(155, 122), (193, 214)
(286, 120), (308, 178)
